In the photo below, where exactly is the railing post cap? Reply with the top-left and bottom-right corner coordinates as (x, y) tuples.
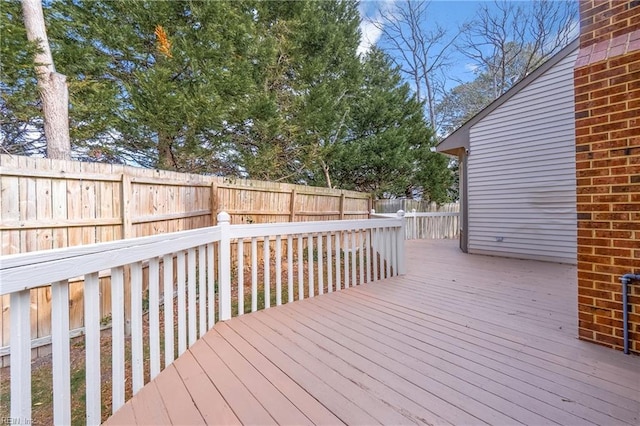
(217, 211), (231, 223)
(397, 210), (405, 217)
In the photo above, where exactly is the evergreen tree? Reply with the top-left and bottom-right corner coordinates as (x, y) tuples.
(3, 0), (260, 169)
(231, 0), (362, 186)
(332, 48), (451, 202)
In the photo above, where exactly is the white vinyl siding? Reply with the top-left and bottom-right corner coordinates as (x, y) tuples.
(467, 49), (578, 264)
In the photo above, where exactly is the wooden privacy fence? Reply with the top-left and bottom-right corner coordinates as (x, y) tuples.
(0, 154), (371, 359)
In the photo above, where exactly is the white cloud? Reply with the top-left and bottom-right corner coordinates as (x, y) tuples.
(464, 63), (479, 73)
(357, 0), (397, 57)
(358, 19), (383, 56)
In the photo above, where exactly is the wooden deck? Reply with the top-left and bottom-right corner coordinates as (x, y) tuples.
(105, 239), (640, 425)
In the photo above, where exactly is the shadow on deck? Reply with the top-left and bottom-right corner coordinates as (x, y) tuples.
(105, 239), (640, 425)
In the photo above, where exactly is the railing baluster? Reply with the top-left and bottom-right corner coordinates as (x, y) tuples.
(297, 235), (304, 300)
(217, 212), (232, 321)
(251, 237), (258, 312)
(358, 230), (364, 285)
(237, 239), (244, 315)
(391, 226), (398, 276)
(177, 251), (187, 356)
(351, 231), (357, 286)
(111, 266), (125, 412)
(397, 210), (406, 275)
(51, 280), (70, 424)
(198, 246), (206, 337)
(264, 236), (270, 309)
(308, 234), (314, 298)
(287, 235), (294, 303)
(327, 232), (333, 293)
(130, 262), (144, 395)
(385, 227), (392, 279)
(207, 243), (215, 327)
(365, 230), (371, 284)
(317, 234), (324, 295)
(84, 272), (101, 425)
(275, 235), (282, 305)
(344, 231), (350, 288)
(162, 255), (174, 367)
(149, 257), (160, 379)
(187, 248), (197, 347)
(10, 290), (31, 422)
(335, 232), (341, 290)
(373, 228), (379, 281)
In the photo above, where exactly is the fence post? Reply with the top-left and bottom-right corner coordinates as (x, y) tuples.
(217, 211), (232, 320)
(210, 182), (218, 225)
(289, 189), (296, 222)
(396, 210), (406, 275)
(120, 173), (132, 239)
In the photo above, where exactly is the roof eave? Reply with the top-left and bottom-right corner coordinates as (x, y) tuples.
(435, 38), (579, 157)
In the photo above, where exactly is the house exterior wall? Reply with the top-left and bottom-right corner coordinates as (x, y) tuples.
(466, 49), (578, 264)
(574, 0), (640, 353)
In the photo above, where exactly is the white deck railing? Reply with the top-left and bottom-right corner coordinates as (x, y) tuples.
(372, 209), (459, 240)
(0, 211), (405, 425)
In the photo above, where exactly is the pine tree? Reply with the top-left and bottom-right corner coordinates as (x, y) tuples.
(331, 48), (452, 202)
(25, 0), (258, 169)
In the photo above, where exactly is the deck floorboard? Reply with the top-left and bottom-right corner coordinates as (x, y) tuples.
(104, 239), (640, 426)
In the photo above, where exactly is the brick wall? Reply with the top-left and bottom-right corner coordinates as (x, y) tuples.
(574, 0), (640, 353)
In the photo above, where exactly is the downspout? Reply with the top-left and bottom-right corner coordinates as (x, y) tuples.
(620, 273), (640, 354)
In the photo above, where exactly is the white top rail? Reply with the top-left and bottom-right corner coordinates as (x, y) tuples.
(372, 212), (459, 218)
(0, 216), (402, 296)
(0, 227), (223, 296)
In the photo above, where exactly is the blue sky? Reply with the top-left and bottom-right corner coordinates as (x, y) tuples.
(357, 1), (491, 84)
(357, 0), (573, 87)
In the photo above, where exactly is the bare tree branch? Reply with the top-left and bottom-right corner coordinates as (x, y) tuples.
(457, 0), (577, 98)
(370, 0), (460, 132)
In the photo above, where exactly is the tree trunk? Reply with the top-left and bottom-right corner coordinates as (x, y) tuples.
(157, 131), (177, 170)
(22, 0), (71, 160)
(321, 161), (333, 189)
